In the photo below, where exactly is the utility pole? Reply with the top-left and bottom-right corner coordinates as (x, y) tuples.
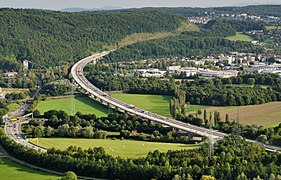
(70, 82), (76, 116)
(23, 70), (27, 89)
(108, 81), (112, 114)
(115, 62), (118, 74)
(7, 76), (12, 88)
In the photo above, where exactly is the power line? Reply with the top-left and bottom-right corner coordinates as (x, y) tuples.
(108, 81), (112, 114)
(71, 83), (76, 116)
(7, 76), (12, 88)
(23, 69), (27, 89)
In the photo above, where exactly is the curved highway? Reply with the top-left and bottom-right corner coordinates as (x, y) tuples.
(4, 85), (47, 153)
(4, 120), (47, 152)
(71, 51), (227, 140)
(71, 51), (281, 152)
(3, 51), (280, 154)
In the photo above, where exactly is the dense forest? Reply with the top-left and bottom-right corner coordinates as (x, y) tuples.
(0, 55), (22, 72)
(0, 100), (8, 121)
(103, 36), (258, 62)
(103, 20), (265, 62)
(181, 73), (281, 106)
(120, 5), (281, 17)
(0, 9), (183, 67)
(204, 19), (266, 36)
(1, 128), (280, 179)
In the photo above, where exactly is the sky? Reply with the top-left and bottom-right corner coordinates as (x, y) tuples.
(0, 0), (280, 10)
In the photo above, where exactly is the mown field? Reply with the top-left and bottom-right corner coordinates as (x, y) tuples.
(36, 96), (108, 117)
(226, 32), (253, 42)
(266, 25), (281, 30)
(0, 157), (59, 180)
(111, 93), (172, 117)
(188, 102), (281, 127)
(7, 103), (20, 111)
(30, 138), (199, 158)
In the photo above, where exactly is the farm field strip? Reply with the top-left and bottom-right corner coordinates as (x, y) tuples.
(36, 96), (108, 117)
(225, 32), (253, 42)
(111, 93), (172, 117)
(30, 138), (199, 158)
(7, 103), (20, 111)
(189, 102), (281, 127)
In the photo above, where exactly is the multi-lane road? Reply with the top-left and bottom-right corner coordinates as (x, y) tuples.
(3, 51), (281, 153)
(4, 85), (47, 153)
(4, 120), (47, 152)
(71, 51), (281, 152)
(71, 51), (226, 140)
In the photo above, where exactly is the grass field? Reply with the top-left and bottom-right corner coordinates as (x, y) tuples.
(266, 25), (281, 30)
(36, 96), (108, 117)
(112, 93), (172, 117)
(0, 157), (59, 180)
(189, 102), (281, 127)
(7, 103), (20, 111)
(30, 138), (199, 158)
(185, 105), (212, 112)
(226, 32), (253, 42)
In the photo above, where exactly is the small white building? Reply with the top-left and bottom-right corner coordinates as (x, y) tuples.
(23, 60), (29, 70)
(167, 66), (181, 74)
(245, 64), (281, 73)
(136, 69), (166, 78)
(4, 72), (18, 77)
(198, 69), (238, 78)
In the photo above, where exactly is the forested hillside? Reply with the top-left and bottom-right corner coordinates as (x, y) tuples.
(103, 20), (265, 62)
(0, 9), (183, 67)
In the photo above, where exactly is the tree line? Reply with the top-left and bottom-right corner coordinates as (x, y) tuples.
(86, 70), (175, 95)
(25, 111), (195, 144)
(1, 127), (281, 179)
(5, 92), (28, 100)
(174, 107), (281, 148)
(182, 80), (280, 106)
(41, 80), (74, 96)
(170, 86), (186, 118)
(0, 100), (8, 122)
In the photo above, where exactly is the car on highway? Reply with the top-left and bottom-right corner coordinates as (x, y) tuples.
(126, 104), (135, 108)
